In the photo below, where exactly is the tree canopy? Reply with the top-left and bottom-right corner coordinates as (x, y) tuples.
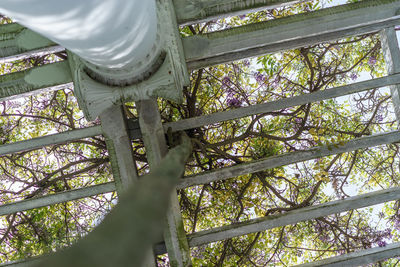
(0, 0), (399, 266)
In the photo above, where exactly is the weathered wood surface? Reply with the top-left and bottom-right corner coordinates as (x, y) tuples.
(184, 0), (400, 69)
(296, 242), (400, 267)
(100, 104), (158, 267)
(381, 27), (400, 121)
(0, 23), (58, 60)
(154, 187), (400, 254)
(165, 73), (400, 133)
(0, 61), (72, 100)
(0, 257), (41, 266)
(0, 182), (115, 216)
(0, 125), (102, 156)
(138, 99), (192, 267)
(173, 0), (302, 25)
(100, 106), (139, 193)
(0, 0), (302, 60)
(177, 130), (400, 189)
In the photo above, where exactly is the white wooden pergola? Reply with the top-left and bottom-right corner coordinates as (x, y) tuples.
(0, 0), (400, 266)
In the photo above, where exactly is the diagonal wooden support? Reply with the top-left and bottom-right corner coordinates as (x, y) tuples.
(381, 27), (400, 122)
(138, 98), (192, 267)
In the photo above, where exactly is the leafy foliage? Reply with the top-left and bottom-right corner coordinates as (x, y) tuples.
(1, 0), (400, 266)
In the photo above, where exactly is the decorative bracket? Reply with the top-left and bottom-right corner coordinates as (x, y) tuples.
(68, 0), (189, 121)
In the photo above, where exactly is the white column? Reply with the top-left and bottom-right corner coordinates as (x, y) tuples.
(0, 0), (161, 84)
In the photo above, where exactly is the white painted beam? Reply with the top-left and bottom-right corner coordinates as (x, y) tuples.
(173, 0), (304, 26)
(296, 242), (400, 267)
(138, 98), (192, 267)
(177, 130), (400, 189)
(0, 257), (41, 266)
(0, 0), (302, 62)
(187, 187), (400, 247)
(100, 106), (139, 193)
(184, 0), (400, 69)
(0, 61), (72, 101)
(0, 182), (115, 216)
(0, 45), (64, 64)
(381, 27), (400, 121)
(153, 187), (400, 254)
(165, 73), (400, 133)
(100, 105), (158, 267)
(0, 23), (58, 60)
(0, 125), (102, 156)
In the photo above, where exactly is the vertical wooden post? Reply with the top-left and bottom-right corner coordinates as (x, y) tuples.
(100, 105), (139, 192)
(138, 98), (192, 267)
(381, 27), (400, 122)
(100, 105), (157, 267)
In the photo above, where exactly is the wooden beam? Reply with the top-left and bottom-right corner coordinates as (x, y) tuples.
(177, 130), (400, 189)
(0, 257), (41, 266)
(381, 27), (400, 121)
(0, 23), (59, 61)
(154, 187), (400, 254)
(0, 126), (102, 156)
(0, 0), (303, 61)
(0, 61), (72, 101)
(138, 99), (192, 267)
(0, 46), (64, 64)
(164, 73), (400, 133)
(0, 182), (115, 216)
(173, 0), (304, 26)
(188, 187), (400, 247)
(296, 242), (400, 267)
(184, 0), (400, 69)
(100, 105), (158, 267)
(99, 106), (139, 193)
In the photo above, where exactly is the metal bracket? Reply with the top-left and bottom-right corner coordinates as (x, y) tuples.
(68, 0), (189, 121)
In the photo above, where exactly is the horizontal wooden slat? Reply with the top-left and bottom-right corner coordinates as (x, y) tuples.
(184, 0), (400, 69)
(0, 182), (116, 216)
(0, 45), (64, 64)
(297, 242), (400, 267)
(0, 60), (72, 100)
(189, 187), (400, 247)
(164, 73), (400, 133)
(177, 130), (400, 189)
(0, 257), (40, 267)
(0, 125), (102, 156)
(173, 0), (303, 26)
(0, 0), (302, 61)
(154, 187), (400, 254)
(0, 23), (58, 60)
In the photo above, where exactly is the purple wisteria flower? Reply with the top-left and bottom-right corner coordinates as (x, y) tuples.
(221, 76), (231, 86)
(375, 114), (383, 122)
(254, 71), (266, 84)
(368, 56), (377, 66)
(227, 97), (242, 108)
(350, 73), (358, 81)
(377, 240), (387, 247)
(243, 59), (250, 67)
(394, 218), (400, 230)
(239, 14), (246, 20)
